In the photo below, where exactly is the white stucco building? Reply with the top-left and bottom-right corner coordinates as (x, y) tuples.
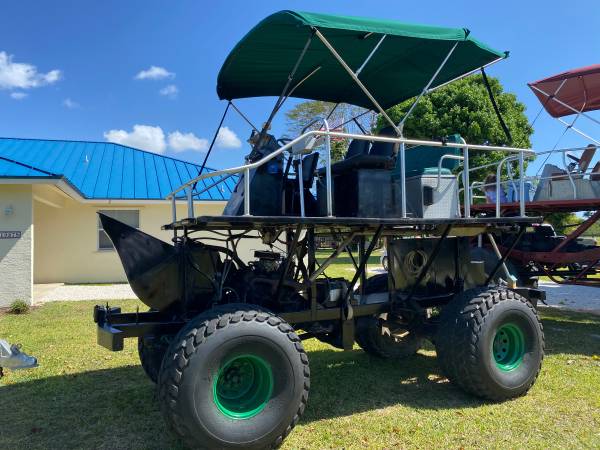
(0, 138), (237, 307)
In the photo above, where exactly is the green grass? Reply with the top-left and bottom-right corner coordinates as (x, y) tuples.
(1, 300), (599, 449)
(316, 248), (383, 280)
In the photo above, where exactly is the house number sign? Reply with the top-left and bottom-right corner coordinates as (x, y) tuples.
(0, 231), (21, 239)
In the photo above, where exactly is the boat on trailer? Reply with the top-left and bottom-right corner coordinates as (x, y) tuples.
(470, 65), (600, 286)
(93, 11), (545, 449)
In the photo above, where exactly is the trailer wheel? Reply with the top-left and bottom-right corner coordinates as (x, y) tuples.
(356, 314), (423, 358)
(138, 334), (171, 383)
(436, 288), (544, 401)
(158, 304), (309, 450)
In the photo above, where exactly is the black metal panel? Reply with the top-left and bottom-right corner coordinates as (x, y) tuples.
(317, 169), (400, 218)
(99, 213), (219, 311)
(389, 236), (473, 296)
(165, 215), (539, 231)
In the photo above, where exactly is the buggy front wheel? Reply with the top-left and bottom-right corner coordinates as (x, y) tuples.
(137, 334), (171, 383)
(158, 304), (310, 449)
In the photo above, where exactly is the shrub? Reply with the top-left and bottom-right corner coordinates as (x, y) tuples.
(8, 299), (29, 314)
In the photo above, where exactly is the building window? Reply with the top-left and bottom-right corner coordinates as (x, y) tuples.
(98, 210), (139, 250)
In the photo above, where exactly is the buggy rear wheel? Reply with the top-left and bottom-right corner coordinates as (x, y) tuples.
(435, 288), (544, 401)
(158, 304), (309, 450)
(356, 314), (423, 358)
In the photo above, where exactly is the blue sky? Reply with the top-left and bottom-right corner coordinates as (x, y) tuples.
(1, 0), (599, 172)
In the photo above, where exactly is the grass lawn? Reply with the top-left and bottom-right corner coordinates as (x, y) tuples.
(1, 301), (599, 449)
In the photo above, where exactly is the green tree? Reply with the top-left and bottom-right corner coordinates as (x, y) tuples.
(544, 212), (580, 234)
(284, 101), (372, 162)
(377, 74), (533, 182)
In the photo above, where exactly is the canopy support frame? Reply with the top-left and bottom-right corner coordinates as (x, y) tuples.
(229, 101), (259, 132)
(257, 32), (315, 147)
(355, 34), (387, 76)
(313, 28), (401, 135)
(426, 55), (506, 94)
(556, 118), (600, 145)
(530, 84), (600, 128)
(397, 41), (460, 135)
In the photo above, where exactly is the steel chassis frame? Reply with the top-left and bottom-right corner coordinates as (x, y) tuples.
(94, 215), (542, 352)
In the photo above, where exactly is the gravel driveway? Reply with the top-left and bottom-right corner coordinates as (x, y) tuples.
(539, 281), (600, 314)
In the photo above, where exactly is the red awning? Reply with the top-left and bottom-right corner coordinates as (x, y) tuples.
(528, 64), (600, 118)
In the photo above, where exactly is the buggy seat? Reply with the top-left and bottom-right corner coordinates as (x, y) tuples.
(316, 126), (397, 177)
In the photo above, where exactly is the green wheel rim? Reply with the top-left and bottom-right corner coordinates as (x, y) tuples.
(492, 323), (525, 371)
(213, 354), (273, 419)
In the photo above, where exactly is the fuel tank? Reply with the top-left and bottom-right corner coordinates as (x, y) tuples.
(98, 213), (220, 311)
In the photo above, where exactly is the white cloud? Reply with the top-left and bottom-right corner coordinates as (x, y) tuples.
(135, 66), (174, 80)
(104, 125), (166, 153)
(215, 126), (242, 149)
(159, 84), (178, 99)
(168, 131), (208, 152)
(0, 51), (62, 90)
(62, 98), (79, 109)
(104, 124), (242, 155)
(10, 91), (27, 100)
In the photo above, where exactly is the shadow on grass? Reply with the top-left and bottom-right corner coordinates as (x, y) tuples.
(0, 350), (474, 450)
(1, 310), (597, 449)
(539, 308), (600, 357)
(0, 365), (184, 450)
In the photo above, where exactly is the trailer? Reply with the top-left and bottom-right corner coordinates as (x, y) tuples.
(470, 65), (600, 287)
(93, 11), (545, 449)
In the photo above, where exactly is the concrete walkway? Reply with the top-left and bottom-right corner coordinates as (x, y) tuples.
(34, 283), (138, 304)
(33, 280), (600, 314)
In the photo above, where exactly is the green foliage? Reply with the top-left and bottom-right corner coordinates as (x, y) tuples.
(377, 74), (533, 180)
(285, 101), (333, 137)
(544, 212), (580, 234)
(581, 211), (600, 237)
(8, 299), (29, 315)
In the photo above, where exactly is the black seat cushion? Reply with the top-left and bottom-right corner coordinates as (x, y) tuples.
(369, 125), (398, 157)
(300, 152), (319, 184)
(317, 128), (396, 177)
(345, 139), (370, 159)
(317, 154), (394, 176)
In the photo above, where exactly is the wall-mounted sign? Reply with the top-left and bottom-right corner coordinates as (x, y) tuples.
(0, 231), (21, 239)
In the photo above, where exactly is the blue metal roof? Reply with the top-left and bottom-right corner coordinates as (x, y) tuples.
(0, 138), (235, 201)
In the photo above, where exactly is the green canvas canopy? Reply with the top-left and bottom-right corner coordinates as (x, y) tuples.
(217, 10), (507, 110)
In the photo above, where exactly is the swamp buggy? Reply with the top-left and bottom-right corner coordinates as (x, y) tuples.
(94, 11), (546, 449)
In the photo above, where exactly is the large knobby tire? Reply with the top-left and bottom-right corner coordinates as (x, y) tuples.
(138, 334), (171, 383)
(356, 314), (423, 358)
(158, 304), (310, 450)
(436, 288), (544, 401)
